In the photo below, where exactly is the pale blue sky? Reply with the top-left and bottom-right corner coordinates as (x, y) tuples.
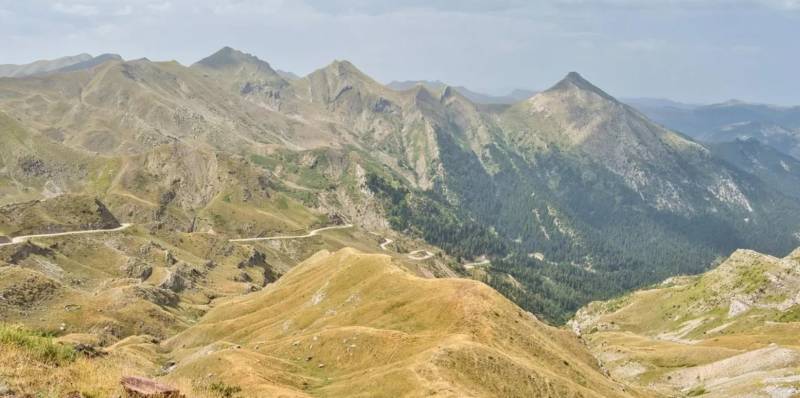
(1, 0), (798, 104)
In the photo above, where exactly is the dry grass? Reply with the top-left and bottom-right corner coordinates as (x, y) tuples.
(161, 248), (640, 398)
(0, 329), (238, 398)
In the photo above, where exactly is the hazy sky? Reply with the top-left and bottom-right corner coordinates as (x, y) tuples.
(1, 0), (798, 104)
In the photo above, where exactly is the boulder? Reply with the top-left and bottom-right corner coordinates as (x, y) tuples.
(121, 376), (183, 398)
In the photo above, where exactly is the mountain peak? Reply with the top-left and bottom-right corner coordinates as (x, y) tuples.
(194, 47), (273, 71)
(325, 59), (364, 76)
(564, 71), (585, 82)
(192, 47), (287, 89)
(547, 71), (616, 102)
(312, 59), (377, 86)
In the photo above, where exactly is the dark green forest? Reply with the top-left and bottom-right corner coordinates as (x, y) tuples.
(367, 128), (800, 324)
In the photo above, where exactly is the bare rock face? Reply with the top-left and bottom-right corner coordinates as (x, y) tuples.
(121, 258), (153, 281)
(237, 248), (279, 285)
(121, 376), (183, 398)
(237, 248), (267, 269)
(92, 198), (121, 230)
(129, 285), (179, 307)
(6, 242), (54, 265)
(158, 271), (186, 293)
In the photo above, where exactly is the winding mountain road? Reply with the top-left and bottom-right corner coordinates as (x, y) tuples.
(372, 233), (435, 260)
(407, 249), (435, 261)
(462, 259), (491, 270)
(228, 224), (354, 243)
(0, 221), (449, 265)
(0, 223), (133, 248)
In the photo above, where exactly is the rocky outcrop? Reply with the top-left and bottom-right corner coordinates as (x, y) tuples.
(121, 376), (183, 398)
(237, 248), (278, 285)
(130, 285), (179, 307)
(121, 258), (153, 281)
(6, 242), (54, 265)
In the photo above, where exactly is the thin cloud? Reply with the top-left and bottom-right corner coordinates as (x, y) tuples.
(52, 2), (99, 16)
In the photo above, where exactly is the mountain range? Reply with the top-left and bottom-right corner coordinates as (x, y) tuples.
(628, 98), (800, 160)
(387, 80), (536, 105)
(2, 47), (800, 322)
(1, 47), (800, 396)
(0, 53), (123, 78)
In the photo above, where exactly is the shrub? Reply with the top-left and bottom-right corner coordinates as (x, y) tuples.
(210, 381), (242, 398)
(687, 385), (707, 396)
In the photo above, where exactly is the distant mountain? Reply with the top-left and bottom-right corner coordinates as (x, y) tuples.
(703, 120), (800, 160)
(192, 46), (288, 95)
(0, 54), (92, 77)
(387, 80), (535, 104)
(623, 97), (699, 110)
(0, 54), (124, 78)
(503, 72), (741, 214)
(51, 53), (123, 74)
(628, 98), (800, 160)
(710, 137), (800, 199)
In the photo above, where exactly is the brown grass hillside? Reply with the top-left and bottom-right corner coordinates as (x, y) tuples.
(163, 248), (639, 397)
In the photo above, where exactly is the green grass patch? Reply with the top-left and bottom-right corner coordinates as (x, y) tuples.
(0, 324), (76, 365)
(777, 305), (800, 323)
(737, 266), (769, 294)
(276, 196), (289, 210)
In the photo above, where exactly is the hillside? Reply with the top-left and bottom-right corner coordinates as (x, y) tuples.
(0, 111), (116, 205)
(164, 248), (639, 397)
(0, 195), (119, 237)
(0, 56), (331, 155)
(0, 245), (643, 397)
(571, 247), (800, 397)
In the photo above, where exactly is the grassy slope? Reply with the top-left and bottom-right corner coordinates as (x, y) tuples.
(0, 111), (118, 205)
(572, 248), (800, 397)
(163, 248), (640, 398)
(0, 245), (642, 397)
